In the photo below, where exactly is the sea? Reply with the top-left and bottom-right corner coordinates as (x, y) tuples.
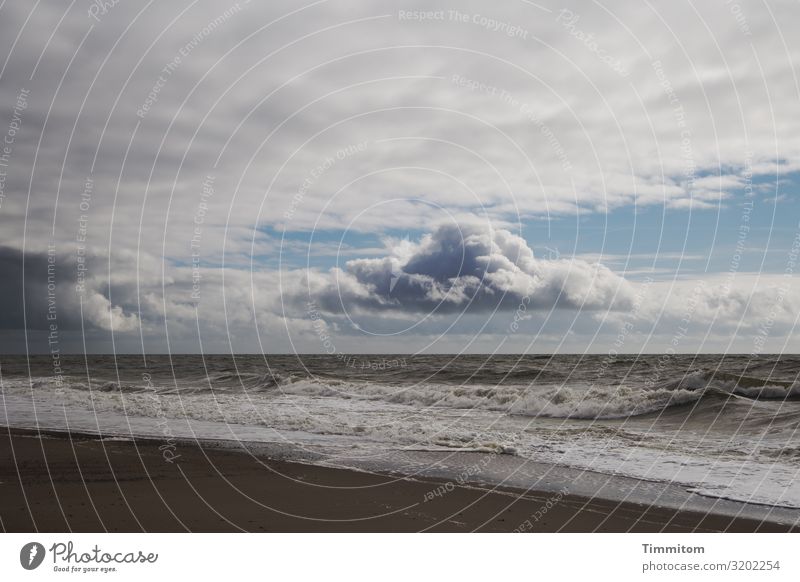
(2, 354), (800, 522)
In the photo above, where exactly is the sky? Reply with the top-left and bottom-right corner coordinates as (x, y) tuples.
(1, 0), (799, 354)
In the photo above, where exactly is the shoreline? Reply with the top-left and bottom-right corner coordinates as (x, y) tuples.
(2, 426), (796, 532)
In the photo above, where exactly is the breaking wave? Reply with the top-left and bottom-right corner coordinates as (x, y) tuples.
(7, 367), (800, 422)
(263, 370), (798, 420)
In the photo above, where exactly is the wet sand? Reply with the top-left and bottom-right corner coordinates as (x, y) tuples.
(1, 427), (794, 532)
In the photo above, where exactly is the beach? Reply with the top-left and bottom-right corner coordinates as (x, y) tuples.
(2, 427), (794, 533)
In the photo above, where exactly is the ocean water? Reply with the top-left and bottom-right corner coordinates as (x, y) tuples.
(2, 354), (800, 512)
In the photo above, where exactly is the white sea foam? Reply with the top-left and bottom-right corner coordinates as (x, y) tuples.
(267, 378), (710, 419)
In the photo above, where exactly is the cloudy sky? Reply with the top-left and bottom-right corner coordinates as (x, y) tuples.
(1, 0), (799, 354)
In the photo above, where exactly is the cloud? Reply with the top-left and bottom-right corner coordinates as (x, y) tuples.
(1, 1), (800, 353)
(0, 246), (139, 333)
(302, 223), (635, 315)
(1, 0), (800, 253)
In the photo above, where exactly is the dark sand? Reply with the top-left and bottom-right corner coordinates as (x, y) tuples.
(1, 427), (794, 532)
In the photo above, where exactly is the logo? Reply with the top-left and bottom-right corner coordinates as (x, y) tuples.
(20, 542), (45, 570)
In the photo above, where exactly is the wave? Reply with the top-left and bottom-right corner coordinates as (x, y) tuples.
(266, 379), (698, 419)
(259, 371), (797, 420)
(8, 368), (799, 422)
(226, 366), (800, 405)
(703, 371), (800, 399)
(204, 371), (297, 390)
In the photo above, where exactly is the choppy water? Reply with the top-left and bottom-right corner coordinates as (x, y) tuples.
(2, 354), (800, 510)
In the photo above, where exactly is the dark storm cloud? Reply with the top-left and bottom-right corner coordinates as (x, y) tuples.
(0, 246), (138, 332)
(304, 223), (635, 314)
(0, 246), (83, 331)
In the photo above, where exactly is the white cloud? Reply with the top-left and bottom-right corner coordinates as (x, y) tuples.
(300, 223), (635, 316)
(82, 292), (140, 332)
